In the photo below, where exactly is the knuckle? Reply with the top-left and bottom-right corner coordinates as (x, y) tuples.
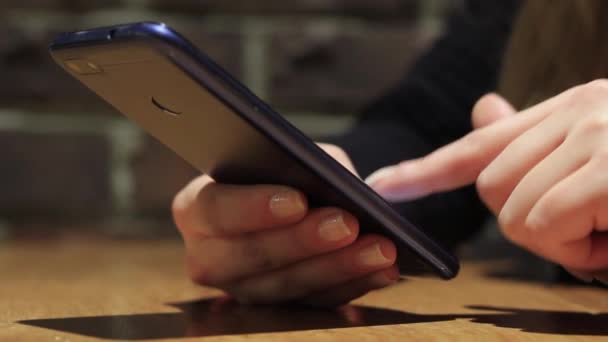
(497, 210), (523, 244)
(195, 184), (224, 234)
(189, 263), (230, 288)
(573, 114), (608, 137)
(189, 269), (211, 287)
(171, 175), (217, 236)
(174, 183), (221, 237)
(171, 191), (189, 233)
(172, 190), (210, 238)
(499, 207), (550, 254)
(195, 182), (217, 214)
(186, 253), (232, 288)
(475, 169), (498, 204)
(577, 79), (608, 101)
(186, 255), (214, 287)
(568, 80), (608, 112)
(185, 241), (234, 287)
(592, 150), (608, 168)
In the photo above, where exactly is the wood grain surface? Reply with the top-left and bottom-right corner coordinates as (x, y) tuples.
(1, 235), (606, 341)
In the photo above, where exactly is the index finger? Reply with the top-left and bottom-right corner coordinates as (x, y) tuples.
(172, 175), (308, 238)
(367, 90), (573, 201)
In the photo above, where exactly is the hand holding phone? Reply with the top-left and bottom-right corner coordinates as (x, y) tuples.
(50, 22), (459, 305)
(173, 144), (400, 306)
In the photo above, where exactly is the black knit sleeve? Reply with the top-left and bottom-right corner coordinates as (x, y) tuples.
(327, 0), (521, 249)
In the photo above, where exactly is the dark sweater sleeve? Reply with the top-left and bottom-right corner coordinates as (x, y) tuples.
(327, 0), (521, 249)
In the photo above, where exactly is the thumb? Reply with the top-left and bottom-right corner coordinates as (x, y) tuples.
(471, 93), (516, 129)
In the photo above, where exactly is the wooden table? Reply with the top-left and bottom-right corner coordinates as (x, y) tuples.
(1, 235), (606, 341)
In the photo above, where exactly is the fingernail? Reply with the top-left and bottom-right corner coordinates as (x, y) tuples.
(318, 214), (352, 242)
(594, 270), (608, 286)
(269, 191), (306, 218)
(365, 164), (425, 202)
(365, 166), (397, 186)
(358, 243), (391, 267)
(565, 268), (594, 283)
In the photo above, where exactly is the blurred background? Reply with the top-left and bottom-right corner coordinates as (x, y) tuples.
(0, 0), (459, 239)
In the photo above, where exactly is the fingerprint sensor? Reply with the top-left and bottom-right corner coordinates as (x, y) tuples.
(151, 96), (182, 117)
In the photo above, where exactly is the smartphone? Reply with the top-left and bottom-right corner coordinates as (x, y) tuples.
(50, 22), (459, 279)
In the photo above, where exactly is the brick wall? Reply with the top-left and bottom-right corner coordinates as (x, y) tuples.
(0, 0), (457, 234)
